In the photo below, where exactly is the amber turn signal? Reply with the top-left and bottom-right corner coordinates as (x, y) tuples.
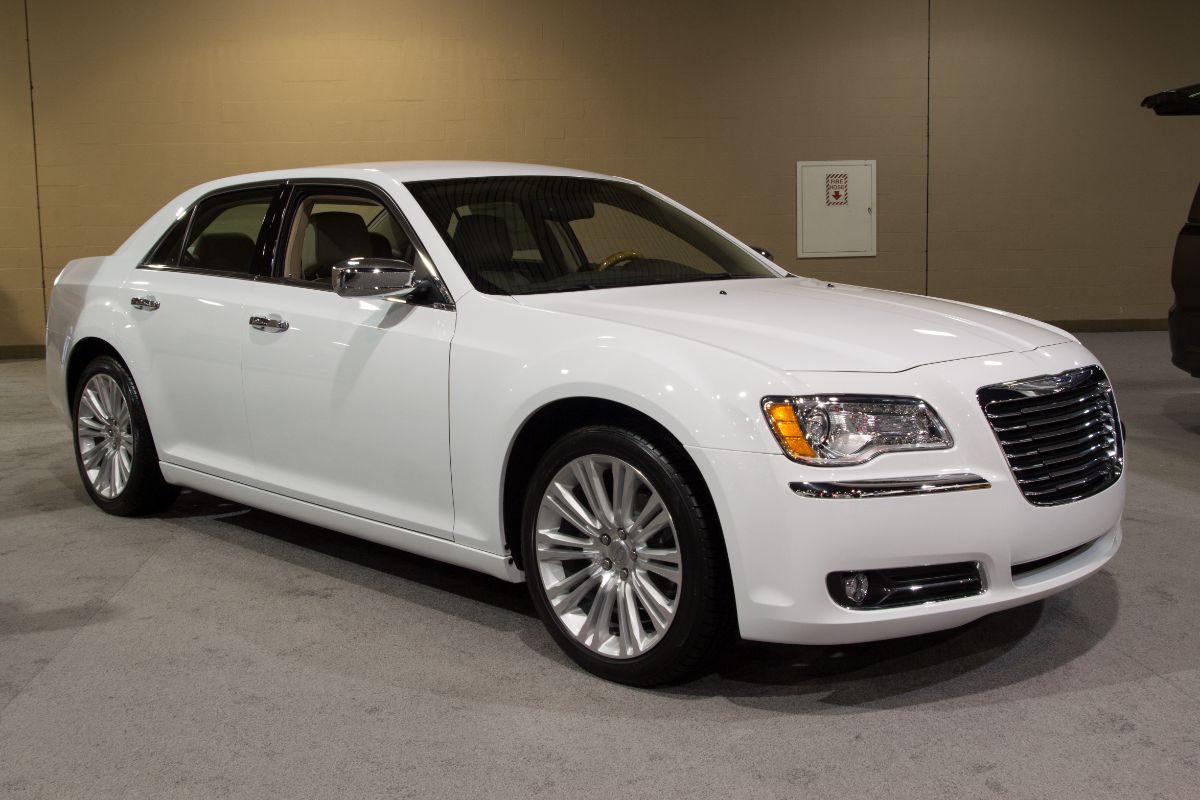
(763, 400), (816, 460)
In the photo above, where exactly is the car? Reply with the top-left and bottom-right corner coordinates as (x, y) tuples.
(1142, 83), (1200, 377)
(1168, 186), (1200, 376)
(45, 161), (1126, 685)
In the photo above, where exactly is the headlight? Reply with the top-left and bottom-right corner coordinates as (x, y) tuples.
(761, 395), (953, 465)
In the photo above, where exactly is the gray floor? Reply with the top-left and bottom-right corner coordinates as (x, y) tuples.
(1, 332), (1198, 799)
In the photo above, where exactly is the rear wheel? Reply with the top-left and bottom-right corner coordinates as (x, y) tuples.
(72, 356), (178, 515)
(521, 425), (727, 685)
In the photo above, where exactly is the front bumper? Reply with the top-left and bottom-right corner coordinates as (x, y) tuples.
(687, 342), (1125, 646)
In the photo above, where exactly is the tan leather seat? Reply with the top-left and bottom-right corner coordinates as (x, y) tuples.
(305, 211), (373, 281)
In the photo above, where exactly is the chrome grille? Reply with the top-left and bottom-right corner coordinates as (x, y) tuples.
(978, 365), (1123, 506)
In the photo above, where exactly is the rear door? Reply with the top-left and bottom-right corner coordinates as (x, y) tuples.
(125, 184), (285, 480)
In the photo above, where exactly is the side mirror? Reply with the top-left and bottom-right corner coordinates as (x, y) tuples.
(332, 258), (417, 298)
(750, 245), (775, 262)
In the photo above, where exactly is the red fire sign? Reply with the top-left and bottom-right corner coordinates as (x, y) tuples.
(826, 172), (848, 206)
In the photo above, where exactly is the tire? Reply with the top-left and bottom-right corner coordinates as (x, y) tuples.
(521, 425), (728, 686)
(71, 355), (179, 516)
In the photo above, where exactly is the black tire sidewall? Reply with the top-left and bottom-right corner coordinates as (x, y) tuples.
(520, 426), (723, 686)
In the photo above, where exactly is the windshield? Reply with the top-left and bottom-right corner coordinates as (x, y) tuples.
(406, 176), (780, 295)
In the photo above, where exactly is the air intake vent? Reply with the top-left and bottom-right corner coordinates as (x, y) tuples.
(978, 366), (1123, 506)
(1011, 539), (1096, 580)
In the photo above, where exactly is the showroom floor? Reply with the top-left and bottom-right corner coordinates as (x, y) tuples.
(1, 332), (1198, 799)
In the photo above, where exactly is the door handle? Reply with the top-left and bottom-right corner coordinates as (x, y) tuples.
(130, 295), (160, 311)
(249, 315), (290, 332)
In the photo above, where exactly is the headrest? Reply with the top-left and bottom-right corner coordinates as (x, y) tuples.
(311, 211), (372, 266)
(195, 232), (256, 272)
(453, 214), (513, 271)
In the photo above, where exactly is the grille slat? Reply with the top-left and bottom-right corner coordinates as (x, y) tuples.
(1015, 454), (1112, 485)
(1022, 468), (1113, 498)
(1010, 440), (1113, 472)
(989, 399), (1110, 433)
(997, 416), (1114, 447)
(978, 366), (1123, 506)
(1005, 427), (1114, 460)
(985, 387), (1104, 418)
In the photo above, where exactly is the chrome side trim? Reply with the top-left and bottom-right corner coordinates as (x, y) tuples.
(790, 473), (991, 499)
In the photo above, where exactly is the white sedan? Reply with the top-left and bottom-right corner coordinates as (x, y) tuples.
(45, 161), (1125, 685)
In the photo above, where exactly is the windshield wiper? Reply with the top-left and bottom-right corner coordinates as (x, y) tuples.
(527, 274), (746, 294)
(530, 284), (606, 293)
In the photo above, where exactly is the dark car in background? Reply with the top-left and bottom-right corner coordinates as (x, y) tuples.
(1143, 83), (1200, 376)
(1168, 188), (1200, 376)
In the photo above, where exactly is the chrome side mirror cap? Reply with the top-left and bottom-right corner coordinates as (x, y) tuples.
(332, 258), (417, 298)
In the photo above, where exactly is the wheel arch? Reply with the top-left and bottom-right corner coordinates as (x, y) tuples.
(65, 337), (129, 408)
(500, 396), (727, 573)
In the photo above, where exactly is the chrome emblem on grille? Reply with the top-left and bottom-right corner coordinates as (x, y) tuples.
(1003, 367), (1095, 397)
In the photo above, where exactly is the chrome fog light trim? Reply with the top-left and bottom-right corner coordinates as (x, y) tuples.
(790, 473), (991, 499)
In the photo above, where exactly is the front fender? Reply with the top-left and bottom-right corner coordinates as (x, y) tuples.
(448, 292), (789, 553)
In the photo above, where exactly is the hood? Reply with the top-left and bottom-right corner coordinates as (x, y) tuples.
(514, 277), (1072, 373)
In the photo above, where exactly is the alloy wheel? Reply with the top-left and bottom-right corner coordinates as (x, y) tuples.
(534, 454), (682, 658)
(76, 373), (134, 500)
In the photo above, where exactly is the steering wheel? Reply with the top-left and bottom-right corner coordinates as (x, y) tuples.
(595, 250), (644, 272)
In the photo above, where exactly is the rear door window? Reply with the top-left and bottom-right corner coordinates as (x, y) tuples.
(177, 188), (277, 276)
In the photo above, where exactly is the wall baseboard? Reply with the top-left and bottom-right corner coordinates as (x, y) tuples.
(1047, 318), (1168, 333)
(0, 345), (46, 360)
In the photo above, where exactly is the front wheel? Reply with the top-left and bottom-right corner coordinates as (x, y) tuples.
(72, 355), (178, 516)
(521, 426), (728, 685)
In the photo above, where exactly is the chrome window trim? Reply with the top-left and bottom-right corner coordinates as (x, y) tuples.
(135, 263), (264, 282)
(136, 179), (457, 311)
(790, 472), (991, 499)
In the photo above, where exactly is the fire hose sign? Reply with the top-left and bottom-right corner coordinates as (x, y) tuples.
(825, 172), (848, 206)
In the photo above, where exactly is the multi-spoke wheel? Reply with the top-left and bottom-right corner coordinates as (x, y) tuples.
(77, 373), (133, 500)
(522, 425), (728, 685)
(535, 454), (682, 658)
(71, 355), (178, 515)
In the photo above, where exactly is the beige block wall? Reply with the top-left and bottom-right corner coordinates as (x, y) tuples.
(3, 0), (1198, 348)
(0, 0), (43, 348)
(929, 0), (1200, 322)
(19, 0), (929, 340)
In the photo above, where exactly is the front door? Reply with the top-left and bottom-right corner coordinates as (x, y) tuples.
(237, 185), (456, 538)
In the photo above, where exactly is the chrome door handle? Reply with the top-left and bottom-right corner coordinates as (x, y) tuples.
(249, 315), (290, 332)
(130, 296), (160, 311)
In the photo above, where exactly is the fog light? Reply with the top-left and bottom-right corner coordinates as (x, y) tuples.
(844, 572), (869, 605)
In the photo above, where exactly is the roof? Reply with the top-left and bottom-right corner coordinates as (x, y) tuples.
(192, 161), (623, 196)
(347, 161), (620, 182)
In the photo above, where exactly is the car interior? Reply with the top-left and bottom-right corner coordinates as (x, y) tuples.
(408, 176), (771, 296)
(283, 196), (417, 284)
